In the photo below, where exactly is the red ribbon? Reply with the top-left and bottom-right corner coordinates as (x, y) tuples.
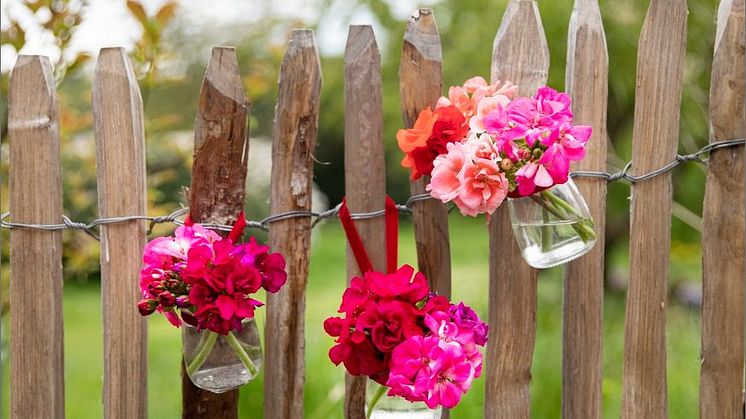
(339, 196), (398, 274)
(183, 211), (246, 242)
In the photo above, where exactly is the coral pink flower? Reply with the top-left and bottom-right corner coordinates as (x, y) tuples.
(456, 157), (509, 216)
(427, 141), (467, 203)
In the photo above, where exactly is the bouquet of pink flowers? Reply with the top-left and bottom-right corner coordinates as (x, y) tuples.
(324, 265), (487, 412)
(398, 77), (596, 267)
(138, 220), (286, 333)
(138, 215), (287, 390)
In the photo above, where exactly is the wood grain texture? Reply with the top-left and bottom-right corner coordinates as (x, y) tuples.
(399, 10), (450, 419)
(622, 1), (687, 418)
(93, 47), (148, 419)
(8, 55), (64, 419)
(264, 29), (322, 419)
(344, 25), (385, 419)
(563, 1), (608, 418)
(699, 0), (745, 417)
(182, 47), (249, 419)
(399, 9), (452, 302)
(485, 2), (548, 418)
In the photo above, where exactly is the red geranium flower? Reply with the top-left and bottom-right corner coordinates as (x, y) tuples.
(396, 105), (468, 180)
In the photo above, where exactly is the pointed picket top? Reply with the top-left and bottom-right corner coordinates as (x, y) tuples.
(709, 0), (745, 135)
(188, 46), (249, 227)
(491, 0), (549, 94)
(623, 0), (688, 418)
(94, 47), (142, 107)
(264, 28), (321, 419)
(563, 1), (608, 418)
(699, 0), (745, 416)
(8, 55), (57, 131)
(400, 8), (443, 126)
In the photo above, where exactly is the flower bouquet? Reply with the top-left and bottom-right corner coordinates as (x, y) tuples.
(325, 198), (487, 418)
(397, 77), (597, 268)
(137, 214), (287, 393)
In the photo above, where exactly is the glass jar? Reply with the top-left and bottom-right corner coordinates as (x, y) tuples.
(365, 380), (442, 419)
(507, 178), (596, 269)
(181, 316), (262, 393)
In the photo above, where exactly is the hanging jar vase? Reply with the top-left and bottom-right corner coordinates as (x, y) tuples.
(182, 316), (263, 393)
(366, 379), (442, 419)
(507, 178), (597, 269)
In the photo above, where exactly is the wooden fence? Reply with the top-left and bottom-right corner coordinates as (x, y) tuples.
(5, 0), (745, 418)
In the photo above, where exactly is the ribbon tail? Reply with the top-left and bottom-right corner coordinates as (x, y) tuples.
(228, 211), (247, 242)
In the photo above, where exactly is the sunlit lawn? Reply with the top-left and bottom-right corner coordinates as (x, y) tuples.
(1, 214), (699, 418)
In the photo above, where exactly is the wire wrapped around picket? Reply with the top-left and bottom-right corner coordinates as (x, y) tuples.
(1, 137), (743, 240)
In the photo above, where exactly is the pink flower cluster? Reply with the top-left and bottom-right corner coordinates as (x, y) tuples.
(324, 265), (488, 409)
(138, 224), (287, 335)
(409, 80), (592, 216)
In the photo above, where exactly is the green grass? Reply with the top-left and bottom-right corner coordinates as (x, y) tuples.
(1, 215), (700, 418)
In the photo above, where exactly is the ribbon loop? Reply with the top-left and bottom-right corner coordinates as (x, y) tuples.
(184, 211), (247, 243)
(339, 196), (399, 274)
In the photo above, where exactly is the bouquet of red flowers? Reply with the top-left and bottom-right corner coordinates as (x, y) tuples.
(325, 197), (488, 413)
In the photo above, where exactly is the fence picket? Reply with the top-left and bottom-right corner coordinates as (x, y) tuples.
(93, 47), (148, 419)
(399, 9), (451, 304)
(622, 0), (688, 417)
(343, 25), (385, 419)
(182, 46), (249, 419)
(265, 29), (322, 419)
(563, 1), (608, 418)
(8, 55), (64, 419)
(699, 0), (745, 417)
(485, 1), (549, 418)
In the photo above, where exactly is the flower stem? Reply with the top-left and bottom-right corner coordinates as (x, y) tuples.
(186, 331), (217, 376)
(530, 193), (597, 243)
(541, 206), (552, 252)
(226, 331), (257, 377)
(366, 384), (387, 419)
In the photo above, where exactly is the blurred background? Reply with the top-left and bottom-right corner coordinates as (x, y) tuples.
(0, 0), (717, 417)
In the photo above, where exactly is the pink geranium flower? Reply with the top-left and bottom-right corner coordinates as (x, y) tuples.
(427, 141), (467, 203)
(456, 157), (509, 216)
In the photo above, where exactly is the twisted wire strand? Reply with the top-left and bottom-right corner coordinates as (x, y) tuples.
(1, 137), (743, 240)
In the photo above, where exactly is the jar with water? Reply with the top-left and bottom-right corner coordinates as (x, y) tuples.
(365, 380), (442, 419)
(507, 178), (596, 269)
(181, 317), (262, 393)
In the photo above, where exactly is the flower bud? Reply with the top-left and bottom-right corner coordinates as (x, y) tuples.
(158, 291), (176, 308)
(137, 299), (158, 316)
(498, 159), (512, 171)
(532, 148), (543, 160)
(175, 295), (190, 308)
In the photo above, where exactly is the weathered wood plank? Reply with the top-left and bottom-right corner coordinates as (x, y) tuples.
(8, 55), (64, 419)
(265, 29), (322, 419)
(93, 47), (148, 419)
(399, 10), (450, 418)
(622, 0), (688, 417)
(344, 25), (385, 419)
(485, 1), (549, 418)
(399, 9), (451, 302)
(699, 0), (745, 417)
(563, 1), (608, 418)
(182, 46), (249, 419)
